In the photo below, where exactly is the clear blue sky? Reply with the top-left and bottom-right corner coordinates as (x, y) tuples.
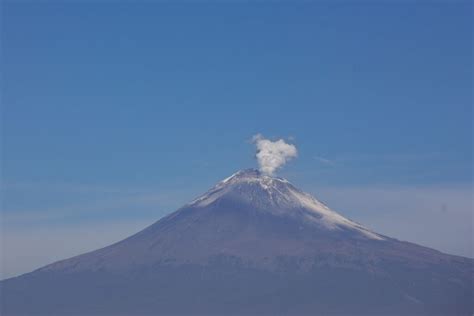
(1, 1), (472, 279)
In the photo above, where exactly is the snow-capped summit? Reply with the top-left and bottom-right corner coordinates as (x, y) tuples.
(189, 169), (383, 240)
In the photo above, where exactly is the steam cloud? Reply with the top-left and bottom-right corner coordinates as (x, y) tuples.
(252, 134), (298, 175)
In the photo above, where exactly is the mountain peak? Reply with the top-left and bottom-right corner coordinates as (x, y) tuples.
(220, 168), (289, 186)
(188, 169), (384, 240)
(189, 168), (292, 208)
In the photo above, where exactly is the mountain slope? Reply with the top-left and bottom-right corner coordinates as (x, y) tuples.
(2, 169), (473, 315)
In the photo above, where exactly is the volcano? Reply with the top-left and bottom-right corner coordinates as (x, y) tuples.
(1, 169), (473, 315)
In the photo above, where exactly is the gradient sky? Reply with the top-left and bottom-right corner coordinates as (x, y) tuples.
(1, 0), (472, 279)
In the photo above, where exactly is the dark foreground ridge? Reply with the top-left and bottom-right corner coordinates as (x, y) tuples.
(2, 169), (473, 315)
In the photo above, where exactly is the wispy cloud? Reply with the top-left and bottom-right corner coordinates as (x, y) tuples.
(310, 151), (446, 168)
(313, 155), (336, 166)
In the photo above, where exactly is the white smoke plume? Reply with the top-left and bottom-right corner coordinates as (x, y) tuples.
(252, 134), (298, 175)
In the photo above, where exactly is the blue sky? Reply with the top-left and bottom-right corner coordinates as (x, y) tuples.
(1, 1), (472, 279)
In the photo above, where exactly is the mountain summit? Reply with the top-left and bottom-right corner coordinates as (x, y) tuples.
(2, 170), (473, 315)
(189, 169), (383, 240)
